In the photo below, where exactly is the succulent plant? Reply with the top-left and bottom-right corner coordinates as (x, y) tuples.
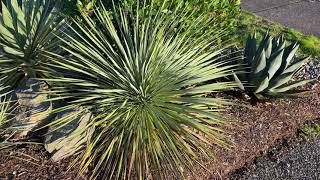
(0, 0), (65, 95)
(44, 1), (237, 179)
(234, 32), (313, 98)
(0, 96), (15, 150)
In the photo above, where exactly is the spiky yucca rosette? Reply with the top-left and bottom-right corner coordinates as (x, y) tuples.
(0, 0), (65, 94)
(43, 1), (239, 179)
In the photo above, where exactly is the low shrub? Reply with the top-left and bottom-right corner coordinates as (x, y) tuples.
(60, 0), (241, 43)
(126, 0), (241, 31)
(45, 1), (237, 179)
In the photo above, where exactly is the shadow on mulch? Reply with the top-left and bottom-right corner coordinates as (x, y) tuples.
(0, 86), (319, 180)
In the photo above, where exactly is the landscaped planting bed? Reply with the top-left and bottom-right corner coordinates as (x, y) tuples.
(0, 0), (319, 179)
(0, 84), (319, 179)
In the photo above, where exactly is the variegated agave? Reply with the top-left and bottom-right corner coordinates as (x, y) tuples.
(0, 0), (65, 94)
(44, 1), (238, 179)
(234, 32), (313, 98)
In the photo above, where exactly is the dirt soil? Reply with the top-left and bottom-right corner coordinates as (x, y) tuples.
(0, 145), (83, 180)
(0, 86), (319, 180)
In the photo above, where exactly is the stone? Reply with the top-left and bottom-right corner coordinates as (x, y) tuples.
(13, 79), (53, 136)
(44, 107), (93, 162)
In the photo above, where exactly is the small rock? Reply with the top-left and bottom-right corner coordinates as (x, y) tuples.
(13, 79), (53, 136)
(44, 107), (93, 162)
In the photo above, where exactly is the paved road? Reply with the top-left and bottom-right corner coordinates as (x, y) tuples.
(241, 0), (320, 36)
(234, 137), (320, 180)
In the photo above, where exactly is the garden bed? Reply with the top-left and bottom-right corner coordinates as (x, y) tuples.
(1, 1), (320, 179)
(1, 84), (319, 179)
(205, 85), (319, 179)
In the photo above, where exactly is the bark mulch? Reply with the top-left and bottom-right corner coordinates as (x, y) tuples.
(189, 85), (320, 179)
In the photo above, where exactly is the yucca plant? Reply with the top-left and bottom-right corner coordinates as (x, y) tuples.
(0, 0), (65, 94)
(234, 32), (313, 98)
(43, 1), (238, 179)
(0, 97), (10, 131)
(0, 96), (16, 150)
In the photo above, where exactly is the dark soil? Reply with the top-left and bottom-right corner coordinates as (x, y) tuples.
(1, 86), (319, 180)
(0, 145), (82, 180)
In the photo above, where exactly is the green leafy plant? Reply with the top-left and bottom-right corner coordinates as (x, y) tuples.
(126, 0), (241, 40)
(234, 32), (313, 98)
(76, 0), (96, 12)
(232, 11), (320, 58)
(0, 0), (65, 94)
(58, 0), (114, 16)
(60, 0), (97, 14)
(60, 0), (240, 44)
(44, 1), (237, 179)
(303, 123), (320, 139)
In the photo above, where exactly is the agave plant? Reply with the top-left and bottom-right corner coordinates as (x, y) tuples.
(234, 32), (313, 98)
(0, 0), (65, 94)
(43, 1), (238, 179)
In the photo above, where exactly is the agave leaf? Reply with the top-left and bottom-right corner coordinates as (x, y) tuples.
(273, 40), (285, 55)
(282, 57), (309, 74)
(254, 75), (269, 93)
(268, 72), (295, 89)
(264, 36), (273, 59)
(252, 49), (266, 75)
(244, 33), (256, 65)
(271, 79), (314, 93)
(267, 89), (313, 98)
(276, 42), (299, 75)
(284, 42), (299, 65)
(255, 31), (269, 57)
(267, 49), (284, 79)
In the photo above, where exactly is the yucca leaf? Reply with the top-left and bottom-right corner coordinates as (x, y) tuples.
(233, 73), (245, 91)
(0, 0), (65, 95)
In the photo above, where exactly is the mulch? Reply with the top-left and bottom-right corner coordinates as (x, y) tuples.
(1, 85), (319, 180)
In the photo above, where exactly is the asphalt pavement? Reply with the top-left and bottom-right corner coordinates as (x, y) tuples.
(241, 0), (320, 36)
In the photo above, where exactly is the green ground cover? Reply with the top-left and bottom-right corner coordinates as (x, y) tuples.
(232, 11), (320, 57)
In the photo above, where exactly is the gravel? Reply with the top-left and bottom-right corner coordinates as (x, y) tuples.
(231, 137), (320, 180)
(294, 57), (320, 89)
(296, 58), (320, 80)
